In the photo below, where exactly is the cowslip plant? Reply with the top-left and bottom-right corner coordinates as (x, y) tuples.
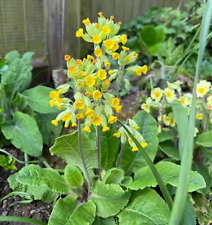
(0, 51), (63, 160)
(1, 12), (208, 225)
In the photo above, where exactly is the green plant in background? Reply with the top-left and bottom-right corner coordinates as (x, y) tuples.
(0, 51), (62, 162)
(1, 7), (211, 225)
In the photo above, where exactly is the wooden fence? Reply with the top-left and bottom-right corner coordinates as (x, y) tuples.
(0, 0), (191, 69)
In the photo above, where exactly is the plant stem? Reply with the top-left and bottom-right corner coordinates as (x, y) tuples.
(0, 216), (47, 225)
(204, 112), (210, 132)
(96, 126), (102, 181)
(116, 143), (124, 168)
(24, 153), (28, 167)
(78, 120), (91, 197)
(40, 156), (52, 168)
(118, 119), (173, 209)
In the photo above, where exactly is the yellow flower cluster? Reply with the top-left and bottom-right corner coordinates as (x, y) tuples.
(141, 80), (212, 131)
(49, 13), (148, 144)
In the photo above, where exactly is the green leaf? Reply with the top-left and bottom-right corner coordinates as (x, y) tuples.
(172, 104), (189, 158)
(0, 155), (17, 171)
(119, 111), (158, 174)
(16, 165), (70, 194)
(92, 217), (116, 225)
(100, 125), (119, 170)
(196, 130), (212, 147)
(50, 131), (97, 180)
(102, 168), (124, 185)
(64, 165), (84, 188)
(8, 173), (58, 203)
(128, 161), (206, 192)
(159, 140), (180, 160)
(22, 86), (59, 113)
(2, 51), (34, 94)
(1, 112), (43, 157)
(118, 188), (170, 225)
(90, 181), (131, 218)
(158, 131), (174, 143)
(33, 112), (62, 146)
(49, 195), (96, 225)
(181, 197), (196, 225)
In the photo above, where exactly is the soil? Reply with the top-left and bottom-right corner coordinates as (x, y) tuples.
(0, 90), (140, 224)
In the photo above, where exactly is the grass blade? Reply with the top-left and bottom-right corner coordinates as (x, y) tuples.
(168, 1), (212, 224)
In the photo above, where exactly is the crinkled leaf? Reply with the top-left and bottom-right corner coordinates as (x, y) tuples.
(22, 86), (60, 113)
(102, 168), (124, 185)
(16, 165), (70, 194)
(118, 188), (170, 225)
(128, 161), (206, 192)
(64, 165), (84, 188)
(158, 131), (174, 143)
(90, 181), (131, 218)
(100, 125), (119, 170)
(1, 112), (43, 157)
(119, 111), (158, 175)
(159, 140), (180, 160)
(50, 131), (97, 181)
(49, 195), (96, 225)
(8, 173), (58, 203)
(34, 112), (62, 146)
(196, 130), (212, 147)
(0, 155), (17, 171)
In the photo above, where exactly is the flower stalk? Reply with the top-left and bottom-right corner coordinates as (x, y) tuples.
(96, 126), (102, 181)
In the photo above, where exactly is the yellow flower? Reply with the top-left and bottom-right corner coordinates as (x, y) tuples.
(62, 113), (71, 121)
(135, 67), (142, 76)
(76, 59), (82, 65)
(127, 55), (131, 60)
(77, 80), (83, 87)
(132, 146), (138, 152)
(112, 42), (119, 51)
(142, 65), (148, 74)
(86, 75), (96, 87)
(64, 123), (69, 128)
(115, 105), (122, 113)
(113, 132), (120, 138)
(95, 23), (100, 29)
(85, 107), (94, 118)
(111, 97), (120, 107)
(76, 28), (84, 37)
(76, 112), (85, 119)
(105, 39), (114, 49)
(94, 48), (102, 57)
(69, 66), (77, 74)
(75, 100), (85, 110)
(82, 18), (90, 26)
(92, 115), (101, 126)
(85, 92), (90, 98)
(104, 79), (110, 85)
(102, 125), (110, 132)
(97, 69), (107, 80)
(79, 71), (86, 76)
(105, 61), (111, 68)
(151, 88), (163, 101)
(108, 70), (113, 76)
(134, 126), (140, 130)
(102, 25), (110, 34)
(108, 115), (117, 124)
(98, 12), (103, 18)
(129, 137), (134, 143)
(93, 34), (102, 44)
(120, 34), (127, 45)
(112, 53), (119, 60)
(50, 91), (60, 100)
(87, 55), (94, 61)
(141, 103), (150, 113)
(110, 16), (114, 21)
(50, 100), (56, 107)
(118, 22), (122, 26)
(122, 46), (129, 52)
(196, 80), (211, 97)
(57, 105), (62, 110)
(64, 55), (71, 61)
(82, 124), (91, 133)
(93, 90), (102, 100)
(196, 113), (203, 120)
(72, 121), (77, 127)
(141, 142), (148, 148)
(164, 88), (175, 102)
(51, 120), (58, 126)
